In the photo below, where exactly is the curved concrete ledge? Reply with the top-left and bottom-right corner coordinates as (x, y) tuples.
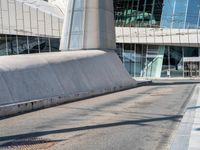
(0, 50), (136, 117)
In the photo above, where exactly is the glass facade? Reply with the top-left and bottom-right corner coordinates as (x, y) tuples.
(0, 0), (62, 56)
(161, 47), (200, 77)
(114, 0), (200, 29)
(114, 0), (164, 28)
(116, 43), (165, 78)
(186, 0), (200, 28)
(116, 43), (200, 78)
(161, 0), (200, 29)
(114, 0), (200, 78)
(161, 46), (184, 77)
(0, 0), (199, 79)
(0, 34), (60, 56)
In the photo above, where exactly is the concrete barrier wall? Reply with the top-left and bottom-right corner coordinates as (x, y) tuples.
(0, 50), (136, 117)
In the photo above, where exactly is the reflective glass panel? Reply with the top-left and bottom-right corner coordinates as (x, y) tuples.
(186, 0), (200, 28)
(0, 35), (7, 56)
(50, 38), (60, 52)
(29, 36), (40, 53)
(18, 36), (28, 54)
(7, 35), (17, 55)
(114, 0), (163, 27)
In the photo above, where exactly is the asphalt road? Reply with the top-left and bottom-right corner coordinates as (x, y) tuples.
(0, 80), (199, 150)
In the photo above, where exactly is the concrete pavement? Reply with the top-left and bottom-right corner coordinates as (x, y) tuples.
(0, 80), (199, 150)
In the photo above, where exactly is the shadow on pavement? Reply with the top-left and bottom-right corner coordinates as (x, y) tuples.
(0, 114), (182, 145)
(187, 106), (200, 110)
(151, 81), (200, 86)
(195, 128), (200, 131)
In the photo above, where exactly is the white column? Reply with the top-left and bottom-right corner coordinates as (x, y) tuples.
(59, 0), (116, 51)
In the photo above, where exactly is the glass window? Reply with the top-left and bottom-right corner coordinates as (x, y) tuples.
(186, 0), (200, 28)
(136, 44), (146, 77)
(184, 47), (198, 57)
(18, 36), (29, 54)
(161, 0), (175, 28)
(161, 46), (183, 77)
(184, 47), (199, 77)
(123, 44), (132, 75)
(50, 38), (60, 52)
(114, 0), (163, 28)
(153, 0), (164, 27)
(7, 35), (17, 55)
(0, 35), (60, 56)
(173, 0), (187, 28)
(29, 36), (40, 54)
(40, 37), (50, 53)
(161, 47), (170, 77)
(169, 46), (183, 77)
(0, 35), (7, 56)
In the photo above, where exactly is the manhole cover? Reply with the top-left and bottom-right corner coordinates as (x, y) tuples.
(0, 137), (60, 150)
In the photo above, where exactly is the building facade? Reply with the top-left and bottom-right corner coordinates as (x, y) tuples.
(0, 0), (63, 55)
(114, 0), (200, 78)
(0, 0), (200, 78)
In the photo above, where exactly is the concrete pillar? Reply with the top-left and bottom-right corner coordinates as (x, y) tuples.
(59, 0), (116, 51)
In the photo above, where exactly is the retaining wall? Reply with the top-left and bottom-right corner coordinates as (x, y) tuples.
(0, 50), (136, 117)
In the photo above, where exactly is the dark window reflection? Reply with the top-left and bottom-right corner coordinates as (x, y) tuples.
(7, 35), (17, 55)
(50, 38), (60, 52)
(0, 35), (7, 56)
(40, 37), (50, 53)
(114, 0), (164, 27)
(29, 36), (40, 53)
(18, 36), (29, 54)
(0, 34), (60, 55)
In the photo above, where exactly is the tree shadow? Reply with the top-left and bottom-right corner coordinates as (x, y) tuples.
(0, 114), (182, 144)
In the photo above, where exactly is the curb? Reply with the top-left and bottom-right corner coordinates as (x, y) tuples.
(0, 80), (153, 119)
(0, 84), (136, 119)
(136, 80), (153, 86)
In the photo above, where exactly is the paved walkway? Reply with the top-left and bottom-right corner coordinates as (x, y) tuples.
(171, 84), (200, 150)
(0, 81), (196, 150)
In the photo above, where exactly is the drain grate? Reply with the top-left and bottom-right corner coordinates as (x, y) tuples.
(0, 137), (60, 150)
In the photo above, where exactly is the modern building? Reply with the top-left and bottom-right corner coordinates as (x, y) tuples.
(0, 0), (63, 55)
(0, 0), (200, 78)
(114, 0), (200, 78)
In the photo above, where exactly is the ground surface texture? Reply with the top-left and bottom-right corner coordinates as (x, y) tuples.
(0, 80), (199, 150)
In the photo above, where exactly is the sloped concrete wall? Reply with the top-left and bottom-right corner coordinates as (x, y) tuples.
(0, 50), (136, 116)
